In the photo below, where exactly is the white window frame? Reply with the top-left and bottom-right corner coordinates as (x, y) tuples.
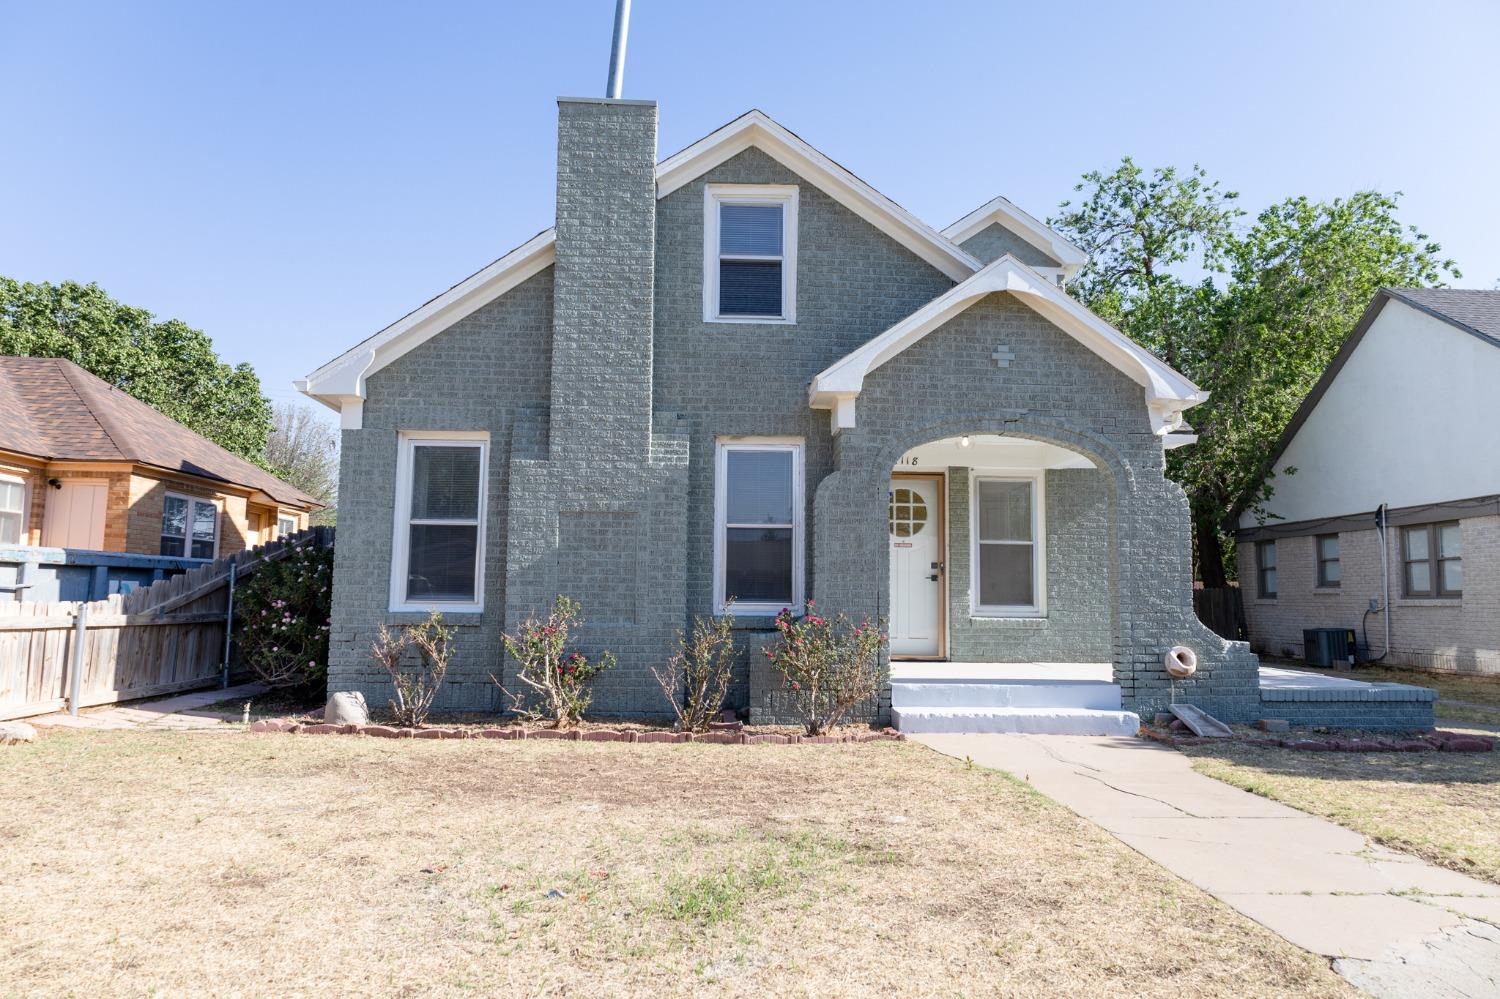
(390, 431), (489, 614)
(162, 492), (220, 561)
(703, 184), (799, 324)
(713, 438), (804, 617)
(0, 472), (28, 546)
(276, 515), (297, 538)
(970, 471), (1046, 618)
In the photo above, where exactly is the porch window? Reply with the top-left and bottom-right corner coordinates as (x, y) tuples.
(0, 474), (25, 544)
(1402, 522), (1461, 598)
(713, 440), (803, 615)
(704, 185), (798, 323)
(161, 494), (218, 560)
(972, 476), (1042, 615)
(391, 432), (488, 612)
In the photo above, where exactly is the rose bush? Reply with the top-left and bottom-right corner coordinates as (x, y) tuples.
(497, 595), (614, 728)
(765, 600), (886, 736)
(235, 542), (333, 692)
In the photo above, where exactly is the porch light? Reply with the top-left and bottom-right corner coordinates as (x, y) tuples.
(959, 436), (972, 448)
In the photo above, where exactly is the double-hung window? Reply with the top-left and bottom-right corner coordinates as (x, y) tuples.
(1402, 522), (1461, 598)
(972, 475), (1044, 615)
(1315, 534), (1341, 588)
(704, 185), (797, 323)
(161, 494), (218, 559)
(391, 432), (487, 612)
(713, 440), (803, 615)
(1256, 540), (1278, 599)
(0, 474), (25, 545)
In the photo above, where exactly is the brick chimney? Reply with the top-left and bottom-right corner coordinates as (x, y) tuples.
(549, 97), (658, 462)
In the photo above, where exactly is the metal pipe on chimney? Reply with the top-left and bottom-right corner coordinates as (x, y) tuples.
(605, 0), (631, 98)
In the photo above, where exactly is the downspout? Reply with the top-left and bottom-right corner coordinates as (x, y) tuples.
(1364, 503), (1391, 662)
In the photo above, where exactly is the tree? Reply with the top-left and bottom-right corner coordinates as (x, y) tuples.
(1053, 165), (1458, 586)
(266, 402), (339, 525)
(0, 277), (273, 463)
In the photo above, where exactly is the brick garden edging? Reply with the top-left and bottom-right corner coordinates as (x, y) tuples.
(1141, 726), (1493, 753)
(249, 719), (905, 745)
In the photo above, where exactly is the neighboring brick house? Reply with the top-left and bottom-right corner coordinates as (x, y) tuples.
(0, 356), (318, 563)
(1235, 289), (1500, 676)
(301, 98), (1269, 731)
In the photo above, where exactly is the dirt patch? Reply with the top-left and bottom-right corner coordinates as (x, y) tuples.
(0, 731), (1353, 997)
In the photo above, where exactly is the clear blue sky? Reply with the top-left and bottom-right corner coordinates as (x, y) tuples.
(4, 1), (1497, 419)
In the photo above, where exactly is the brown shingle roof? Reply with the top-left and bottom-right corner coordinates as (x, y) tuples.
(0, 356), (318, 508)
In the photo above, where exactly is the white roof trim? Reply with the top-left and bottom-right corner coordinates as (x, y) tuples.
(658, 111), (981, 283)
(302, 109), (987, 418)
(943, 195), (1088, 277)
(297, 229), (556, 416)
(808, 255), (1206, 435)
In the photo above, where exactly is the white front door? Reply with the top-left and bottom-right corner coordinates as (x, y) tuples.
(889, 475), (943, 658)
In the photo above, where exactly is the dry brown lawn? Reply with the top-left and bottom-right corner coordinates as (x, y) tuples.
(1187, 735), (1500, 886)
(0, 730), (1352, 998)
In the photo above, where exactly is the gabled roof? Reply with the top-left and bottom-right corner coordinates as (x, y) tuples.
(301, 110), (986, 413)
(1230, 287), (1500, 523)
(0, 356), (319, 508)
(942, 195), (1088, 277)
(657, 110), (980, 282)
(808, 255), (1206, 434)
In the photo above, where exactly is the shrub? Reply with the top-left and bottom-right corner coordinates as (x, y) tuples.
(235, 542), (333, 691)
(372, 611), (453, 728)
(497, 595), (615, 728)
(652, 603), (737, 732)
(764, 600), (886, 736)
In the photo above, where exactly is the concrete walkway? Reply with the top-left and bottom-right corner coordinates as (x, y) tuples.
(915, 733), (1500, 999)
(29, 682), (267, 731)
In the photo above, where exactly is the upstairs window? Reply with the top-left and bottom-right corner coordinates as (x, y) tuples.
(391, 432), (488, 612)
(1256, 540), (1277, 599)
(704, 185), (797, 323)
(713, 440), (803, 616)
(1315, 534), (1341, 588)
(162, 494), (218, 560)
(1402, 522), (1461, 598)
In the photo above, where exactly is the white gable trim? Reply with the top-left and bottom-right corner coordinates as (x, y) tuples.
(658, 111), (980, 283)
(302, 109), (985, 423)
(943, 196), (1088, 278)
(807, 255), (1206, 435)
(296, 230), (556, 425)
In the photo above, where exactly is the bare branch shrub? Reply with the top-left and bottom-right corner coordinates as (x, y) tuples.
(372, 611), (453, 727)
(496, 595), (614, 728)
(652, 604), (737, 732)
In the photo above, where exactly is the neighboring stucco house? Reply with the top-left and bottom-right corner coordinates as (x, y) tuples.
(301, 97), (1272, 732)
(0, 356), (318, 585)
(1236, 288), (1500, 676)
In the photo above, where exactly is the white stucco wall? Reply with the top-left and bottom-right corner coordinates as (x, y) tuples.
(1243, 300), (1500, 529)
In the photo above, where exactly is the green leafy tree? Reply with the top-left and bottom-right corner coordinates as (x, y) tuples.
(1053, 164), (1458, 586)
(0, 277), (273, 463)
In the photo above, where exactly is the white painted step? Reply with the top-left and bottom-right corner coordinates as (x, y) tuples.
(893, 706), (1141, 736)
(891, 680), (1121, 710)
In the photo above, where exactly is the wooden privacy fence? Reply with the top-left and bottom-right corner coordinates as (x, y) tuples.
(0, 527), (333, 721)
(1193, 584), (1247, 642)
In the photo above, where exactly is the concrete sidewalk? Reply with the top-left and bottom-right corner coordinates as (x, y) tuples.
(29, 682), (267, 731)
(916, 733), (1500, 999)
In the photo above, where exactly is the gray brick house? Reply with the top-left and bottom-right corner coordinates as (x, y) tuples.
(299, 97), (1269, 733)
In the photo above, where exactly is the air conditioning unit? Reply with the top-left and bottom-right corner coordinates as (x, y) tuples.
(1303, 628), (1357, 668)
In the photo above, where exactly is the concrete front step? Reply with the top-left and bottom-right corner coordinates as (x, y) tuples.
(892, 706), (1142, 736)
(891, 680), (1122, 710)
